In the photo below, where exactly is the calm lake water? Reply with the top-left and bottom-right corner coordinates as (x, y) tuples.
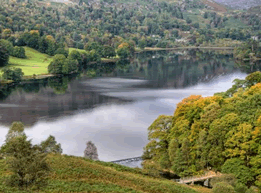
(0, 50), (259, 162)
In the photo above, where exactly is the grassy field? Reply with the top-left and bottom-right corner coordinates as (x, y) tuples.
(3, 47), (52, 76)
(0, 47), (120, 79)
(0, 154), (201, 193)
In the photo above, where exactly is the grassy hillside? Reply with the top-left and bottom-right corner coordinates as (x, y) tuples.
(0, 154), (199, 193)
(5, 47), (52, 76)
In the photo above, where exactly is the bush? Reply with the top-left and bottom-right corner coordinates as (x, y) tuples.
(12, 46), (26, 58)
(212, 182), (235, 193)
(234, 183), (248, 193)
(210, 174), (237, 188)
(1, 67), (24, 82)
(246, 186), (259, 193)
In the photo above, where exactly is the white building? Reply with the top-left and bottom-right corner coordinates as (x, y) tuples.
(251, 36), (259, 41)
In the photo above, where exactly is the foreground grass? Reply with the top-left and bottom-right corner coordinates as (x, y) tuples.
(6, 47), (53, 76)
(0, 154), (199, 193)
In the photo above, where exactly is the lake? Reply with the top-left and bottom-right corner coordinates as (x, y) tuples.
(0, 50), (258, 165)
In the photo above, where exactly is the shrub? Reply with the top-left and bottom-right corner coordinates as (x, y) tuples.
(12, 46), (26, 58)
(210, 174), (237, 188)
(212, 182), (235, 193)
(234, 183), (248, 193)
(1, 67), (24, 82)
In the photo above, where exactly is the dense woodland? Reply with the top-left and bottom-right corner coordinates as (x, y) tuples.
(142, 71), (261, 191)
(0, 0), (260, 51)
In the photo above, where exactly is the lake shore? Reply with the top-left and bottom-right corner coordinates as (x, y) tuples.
(142, 46), (235, 51)
(0, 46), (235, 85)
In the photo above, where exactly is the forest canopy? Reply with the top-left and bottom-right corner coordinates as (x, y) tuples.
(142, 71), (261, 188)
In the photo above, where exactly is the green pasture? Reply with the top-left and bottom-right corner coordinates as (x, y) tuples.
(4, 47), (53, 76)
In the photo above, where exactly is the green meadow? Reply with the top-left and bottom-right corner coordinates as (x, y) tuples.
(0, 47), (119, 78)
(5, 47), (53, 76)
(0, 154), (199, 193)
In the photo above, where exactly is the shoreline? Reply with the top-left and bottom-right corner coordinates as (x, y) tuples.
(142, 46), (235, 51)
(0, 47), (235, 85)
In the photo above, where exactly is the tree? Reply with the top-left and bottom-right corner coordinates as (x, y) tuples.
(68, 50), (82, 66)
(0, 39), (14, 55)
(142, 115), (172, 160)
(102, 45), (116, 58)
(0, 122), (50, 189)
(12, 46), (26, 58)
(4, 135), (50, 189)
(84, 141), (99, 160)
(186, 17), (192, 24)
(48, 54), (66, 74)
(2, 67), (24, 82)
(0, 43), (9, 67)
(40, 135), (62, 154)
(117, 47), (130, 59)
(54, 48), (69, 57)
(204, 12), (208, 19)
(222, 158), (254, 186)
(62, 58), (78, 74)
(89, 49), (101, 62)
(0, 122), (25, 153)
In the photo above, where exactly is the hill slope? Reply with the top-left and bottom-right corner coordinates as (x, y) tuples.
(0, 154), (199, 193)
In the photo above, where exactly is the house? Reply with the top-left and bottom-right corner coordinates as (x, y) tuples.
(251, 36), (259, 41)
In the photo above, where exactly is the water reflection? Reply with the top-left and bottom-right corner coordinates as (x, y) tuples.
(0, 50), (258, 161)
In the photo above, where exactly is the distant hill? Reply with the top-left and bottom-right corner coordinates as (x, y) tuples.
(213, 0), (261, 10)
(248, 5), (261, 16)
